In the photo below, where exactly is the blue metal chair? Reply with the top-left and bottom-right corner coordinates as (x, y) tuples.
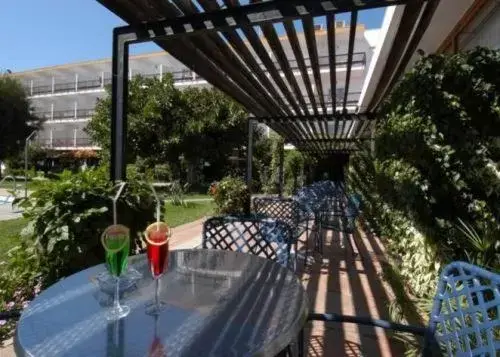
(202, 215), (294, 268)
(252, 197), (310, 268)
(313, 189), (360, 255)
(304, 261), (500, 356)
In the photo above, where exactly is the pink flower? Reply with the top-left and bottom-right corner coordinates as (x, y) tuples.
(6, 302), (15, 310)
(23, 301), (29, 309)
(0, 320), (6, 326)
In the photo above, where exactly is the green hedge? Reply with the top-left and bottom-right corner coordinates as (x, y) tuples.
(17, 168), (155, 284)
(374, 47), (500, 268)
(348, 48), (500, 355)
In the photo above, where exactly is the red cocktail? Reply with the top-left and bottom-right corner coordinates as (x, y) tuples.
(145, 222), (171, 315)
(147, 229), (170, 277)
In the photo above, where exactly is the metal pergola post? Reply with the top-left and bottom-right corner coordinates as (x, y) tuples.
(110, 29), (133, 182)
(278, 144), (284, 197)
(246, 118), (255, 189)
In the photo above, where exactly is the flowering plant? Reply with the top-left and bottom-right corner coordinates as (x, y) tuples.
(208, 176), (250, 215)
(0, 242), (43, 343)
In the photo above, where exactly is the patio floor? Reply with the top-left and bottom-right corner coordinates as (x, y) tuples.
(296, 219), (415, 357)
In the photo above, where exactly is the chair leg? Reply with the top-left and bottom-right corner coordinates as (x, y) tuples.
(298, 328), (305, 357)
(275, 345), (292, 357)
(318, 223), (324, 255)
(303, 221), (309, 267)
(275, 348), (287, 357)
(293, 242), (298, 272)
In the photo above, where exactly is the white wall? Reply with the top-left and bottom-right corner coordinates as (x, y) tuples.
(461, 3), (500, 50)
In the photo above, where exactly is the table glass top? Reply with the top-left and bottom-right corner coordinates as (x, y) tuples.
(15, 249), (308, 357)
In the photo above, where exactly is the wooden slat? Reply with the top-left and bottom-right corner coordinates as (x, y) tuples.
(327, 14), (337, 114)
(343, 10), (358, 111)
(105, 0), (269, 116)
(260, 24), (309, 115)
(282, 21), (318, 116)
(302, 17), (327, 114)
(198, 0), (293, 116)
(170, 0), (282, 116)
(241, 26), (303, 115)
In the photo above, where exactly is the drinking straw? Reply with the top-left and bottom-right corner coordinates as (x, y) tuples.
(149, 183), (161, 231)
(113, 182), (127, 225)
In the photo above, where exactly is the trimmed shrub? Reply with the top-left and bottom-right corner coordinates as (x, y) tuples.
(209, 176), (250, 215)
(18, 167), (155, 284)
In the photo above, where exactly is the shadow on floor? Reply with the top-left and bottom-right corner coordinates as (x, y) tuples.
(295, 214), (424, 356)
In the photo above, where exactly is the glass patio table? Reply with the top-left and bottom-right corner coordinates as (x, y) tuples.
(14, 249), (308, 357)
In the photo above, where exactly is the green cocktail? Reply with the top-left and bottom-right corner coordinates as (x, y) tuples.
(105, 235), (129, 277)
(101, 224), (131, 319)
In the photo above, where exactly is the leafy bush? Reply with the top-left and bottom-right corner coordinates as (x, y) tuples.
(209, 176), (250, 215)
(126, 164), (154, 182)
(18, 168), (155, 284)
(263, 134), (284, 194)
(348, 47), (500, 355)
(456, 219), (500, 269)
(377, 47), (500, 253)
(0, 241), (42, 342)
(154, 164), (172, 182)
(284, 150), (304, 195)
(168, 180), (189, 207)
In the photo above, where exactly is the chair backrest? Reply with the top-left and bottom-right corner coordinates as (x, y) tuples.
(295, 181), (343, 214)
(202, 215), (293, 267)
(428, 261), (500, 356)
(253, 197), (302, 232)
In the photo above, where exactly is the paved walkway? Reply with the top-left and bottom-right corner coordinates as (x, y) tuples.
(1, 216), (414, 356)
(0, 189), (24, 221)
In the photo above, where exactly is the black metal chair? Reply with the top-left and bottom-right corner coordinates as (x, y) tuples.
(252, 197), (311, 269)
(202, 215), (294, 268)
(302, 261), (500, 356)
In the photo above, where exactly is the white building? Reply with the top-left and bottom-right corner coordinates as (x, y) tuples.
(359, 0), (500, 112)
(11, 23), (379, 153)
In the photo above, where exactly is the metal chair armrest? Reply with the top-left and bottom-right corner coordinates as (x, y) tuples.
(308, 313), (428, 336)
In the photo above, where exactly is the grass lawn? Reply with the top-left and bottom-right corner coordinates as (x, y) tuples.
(184, 193), (211, 200)
(0, 218), (27, 261)
(0, 203), (213, 263)
(0, 180), (50, 191)
(165, 201), (215, 228)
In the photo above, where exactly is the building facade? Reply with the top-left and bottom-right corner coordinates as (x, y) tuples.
(12, 23), (379, 153)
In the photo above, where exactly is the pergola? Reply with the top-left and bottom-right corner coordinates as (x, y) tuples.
(97, 0), (439, 187)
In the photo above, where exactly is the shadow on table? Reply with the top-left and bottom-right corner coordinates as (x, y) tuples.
(176, 257), (302, 356)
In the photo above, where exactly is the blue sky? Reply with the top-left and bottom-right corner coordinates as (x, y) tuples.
(0, 0), (385, 72)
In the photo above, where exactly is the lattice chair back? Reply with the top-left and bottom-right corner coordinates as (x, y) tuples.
(295, 187), (327, 215)
(426, 261), (500, 356)
(202, 216), (293, 267)
(252, 197), (302, 237)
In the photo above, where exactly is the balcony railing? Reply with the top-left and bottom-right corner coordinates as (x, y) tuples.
(35, 137), (94, 149)
(34, 91), (360, 121)
(280, 91), (362, 108)
(25, 52), (366, 97)
(36, 109), (95, 121)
